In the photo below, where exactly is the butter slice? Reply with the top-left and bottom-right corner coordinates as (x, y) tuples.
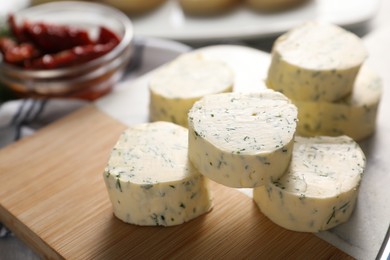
(103, 121), (212, 226)
(267, 21), (367, 102)
(149, 53), (234, 127)
(188, 90), (298, 188)
(295, 65), (383, 141)
(253, 136), (365, 232)
(179, 0), (238, 15)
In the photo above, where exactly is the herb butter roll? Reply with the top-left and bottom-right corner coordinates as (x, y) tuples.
(149, 54), (234, 128)
(254, 136), (365, 232)
(246, 0), (309, 12)
(188, 90), (298, 188)
(101, 0), (166, 14)
(103, 122), (212, 226)
(179, 0), (239, 16)
(295, 65), (383, 141)
(267, 21), (367, 102)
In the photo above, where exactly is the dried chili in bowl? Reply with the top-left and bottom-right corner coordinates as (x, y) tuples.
(0, 15), (120, 70)
(0, 1), (133, 101)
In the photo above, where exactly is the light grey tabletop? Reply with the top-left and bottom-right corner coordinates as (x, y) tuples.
(1, 0), (390, 259)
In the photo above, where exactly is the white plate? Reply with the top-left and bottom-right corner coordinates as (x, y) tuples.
(97, 42), (390, 260)
(132, 0), (380, 42)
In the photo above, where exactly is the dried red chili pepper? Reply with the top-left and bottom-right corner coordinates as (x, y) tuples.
(0, 38), (16, 52)
(72, 41), (117, 64)
(5, 43), (37, 64)
(98, 26), (120, 45)
(24, 21), (93, 53)
(27, 50), (76, 69)
(8, 15), (29, 43)
(1, 15), (120, 69)
(29, 41), (117, 69)
(0, 38), (39, 64)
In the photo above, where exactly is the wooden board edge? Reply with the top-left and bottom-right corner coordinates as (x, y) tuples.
(0, 205), (63, 259)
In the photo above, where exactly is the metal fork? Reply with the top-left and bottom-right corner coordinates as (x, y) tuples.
(0, 98), (47, 238)
(122, 38), (145, 79)
(376, 223), (390, 260)
(0, 98), (47, 148)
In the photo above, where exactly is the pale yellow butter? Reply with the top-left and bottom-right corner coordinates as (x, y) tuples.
(295, 65), (382, 141)
(267, 21), (367, 102)
(188, 90), (298, 188)
(149, 54), (234, 127)
(103, 121), (212, 226)
(253, 136), (365, 232)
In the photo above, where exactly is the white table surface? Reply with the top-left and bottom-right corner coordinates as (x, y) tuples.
(1, 0), (390, 259)
(96, 36), (390, 260)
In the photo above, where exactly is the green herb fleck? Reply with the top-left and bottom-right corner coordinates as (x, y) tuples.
(151, 214), (159, 225)
(326, 207), (336, 224)
(115, 176), (122, 192)
(141, 184), (154, 190)
(339, 202), (350, 213)
(217, 160), (223, 169)
(312, 71), (321, 77)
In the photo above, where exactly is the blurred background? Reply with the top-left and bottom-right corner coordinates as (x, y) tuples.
(0, 0), (389, 259)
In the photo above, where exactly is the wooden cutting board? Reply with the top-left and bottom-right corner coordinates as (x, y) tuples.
(0, 105), (351, 259)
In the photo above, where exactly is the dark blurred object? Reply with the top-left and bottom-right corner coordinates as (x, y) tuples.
(0, 1), (134, 101)
(1, 15), (120, 69)
(178, 0), (240, 16)
(245, 0), (310, 12)
(101, 0), (167, 15)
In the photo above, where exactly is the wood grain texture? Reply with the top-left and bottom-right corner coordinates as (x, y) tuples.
(0, 105), (352, 259)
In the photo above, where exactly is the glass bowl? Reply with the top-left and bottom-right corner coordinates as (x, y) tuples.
(0, 1), (134, 100)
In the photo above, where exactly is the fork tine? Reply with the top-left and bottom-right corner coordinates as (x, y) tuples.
(124, 39), (144, 76)
(26, 99), (48, 125)
(10, 99), (29, 126)
(13, 99), (48, 141)
(14, 99), (37, 141)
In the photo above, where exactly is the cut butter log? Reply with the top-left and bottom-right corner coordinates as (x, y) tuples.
(253, 136), (365, 232)
(179, 0), (239, 15)
(188, 90), (298, 188)
(103, 121), (212, 226)
(246, 0), (309, 12)
(296, 65), (383, 141)
(149, 54), (234, 127)
(267, 21), (367, 102)
(101, 0), (166, 14)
